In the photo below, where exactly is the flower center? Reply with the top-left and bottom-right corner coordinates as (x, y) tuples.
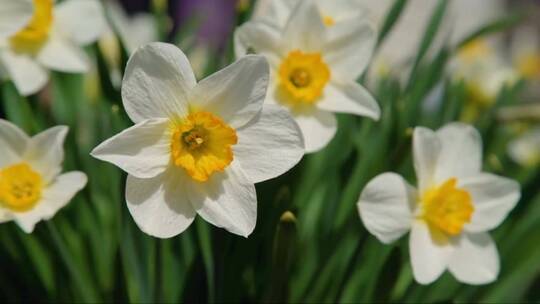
(323, 16), (335, 26)
(9, 0), (54, 54)
(0, 163), (43, 212)
(278, 50), (330, 106)
(171, 111), (238, 182)
(516, 53), (540, 80)
(421, 178), (474, 236)
(457, 39), (491, 63)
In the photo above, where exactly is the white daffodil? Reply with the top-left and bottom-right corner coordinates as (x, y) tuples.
(252, 0), (368, 28)
(235, 0), (380, 153)
(91, 43), (304, 238)
(511, 26), (540, 82)
(508, 127), (540, 167)
(0, 0), (106, 96)
(450, 39), (518, 121)
(358, 123), (520, 285)
(0, 120), (88, 233)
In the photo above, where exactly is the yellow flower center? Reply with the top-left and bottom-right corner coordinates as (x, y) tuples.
(323, 16), (335, 26)
(171, 111), (238, 182)
(9, 0), (54, 54)
(0, 163), (43, 212)
(457, 39), (491, 63)
(421, 178), (474, 236)
(516, 53), (540, 80)
(278, 50), (330, 106)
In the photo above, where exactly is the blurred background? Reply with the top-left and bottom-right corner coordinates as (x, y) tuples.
(1, 0), (539, 302)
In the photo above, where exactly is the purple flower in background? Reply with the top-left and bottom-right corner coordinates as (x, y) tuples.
(169, 0), (238, 50)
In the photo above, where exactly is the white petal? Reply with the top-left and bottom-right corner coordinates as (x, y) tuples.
(322, 19), (376, 79)
(293, 109), (337, 153)
(126, 171), (196, 238)
(24, 126), (68, 184)
(0, 50), (48, 96)
(191, 55), (269, 128)
(91, 118), (171, 179)
(54, 0), (106, 45)
(234, 105), (304, 183)
(413, 127), (441, 192)
(434, 123), (482, 182)
(187, 161), (257, 237)
(0, 119), (29, 168)
(317, 0), (367, 21)
(122, 42), (196, 123)
(251, 0), (294, 27)
(283, 0), (326, 52)
(0, 0), (33, 39)
(14, 171), (87, 233)
(409, 221), (454, 285)
(37, 36), (89, 73)
(234, 21), (283, 65)
(459, 173), (520, 233)
(448, 232), (499, 285)
(358, 173), (416, 244)
(318, 82), (380, 120)
(0, 208), (13, 223)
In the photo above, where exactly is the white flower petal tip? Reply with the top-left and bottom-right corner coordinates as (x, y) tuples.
(357, 172), (415, 244)
(448, 233), (499, 285)
(122, 42), (196, 123)
(192, 54), (270, 128)
(188, 163), (257, 238)
(409, 221), (453, 285)
(126, 173), (196, 239)
(234, 105), (305, 183)
(90, 118), (171, 179)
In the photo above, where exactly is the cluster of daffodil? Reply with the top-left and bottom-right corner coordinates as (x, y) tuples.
(0, 0), (532, 297)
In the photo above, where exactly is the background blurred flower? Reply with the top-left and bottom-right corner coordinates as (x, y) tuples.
(0, 120), (87, 233)
(0, 0), (106, 96)
(236, 0), (380, 153)
(358, 123), (520, 285)
(508, 127), (540, 167)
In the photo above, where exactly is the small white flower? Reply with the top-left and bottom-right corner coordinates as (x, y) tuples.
(0, 0), (106, 96)
(508, 127), (540, 167)
(357, 123), (520, 285)
(0, 120), (88, 233)
(235, 0), (380, 153)
(91, 42), (304, 238)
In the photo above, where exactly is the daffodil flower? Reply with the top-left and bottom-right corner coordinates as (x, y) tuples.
(508, 127), (540, 167)
(0, 0), (106, 96)
(235, 0), (380, 153)
(358, 123), (520, 285)
(91, 43), (304, 238)
(0, 120), (88, 233)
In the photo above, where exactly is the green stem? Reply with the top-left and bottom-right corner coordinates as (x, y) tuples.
(46, 221), (99, 302)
